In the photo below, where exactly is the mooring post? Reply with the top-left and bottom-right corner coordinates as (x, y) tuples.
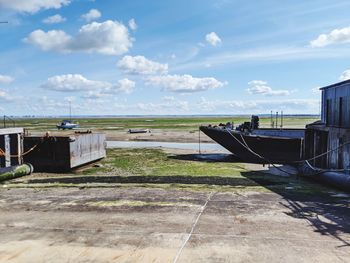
(198, 127), (201, 154)
(270, 111), (273, 128)
(280, 110), (283, 129)
(275, 112), (278, 128)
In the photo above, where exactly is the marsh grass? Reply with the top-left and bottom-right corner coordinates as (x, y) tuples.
(86, 148), (247, 177)
(13, 116), (318, 132)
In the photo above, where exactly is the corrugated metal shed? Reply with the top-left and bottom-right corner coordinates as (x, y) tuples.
(306, 79), (350, 169)
(321, 79), (350, 128)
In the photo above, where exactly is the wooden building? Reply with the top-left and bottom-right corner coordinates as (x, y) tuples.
(305, 79), (350, 169)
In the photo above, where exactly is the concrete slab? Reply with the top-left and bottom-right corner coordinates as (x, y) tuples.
(0, 187), (349, 263)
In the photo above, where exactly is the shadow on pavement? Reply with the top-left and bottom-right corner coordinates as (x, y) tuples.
(173, 153), (350, 247)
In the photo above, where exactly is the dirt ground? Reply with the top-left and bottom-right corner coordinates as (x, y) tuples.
(29, 129), (213, 143)
(105, 130), (213, 143)
(0, 185), (349, 263)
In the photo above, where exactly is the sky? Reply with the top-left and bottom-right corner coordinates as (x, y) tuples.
(1, 0), (350, 116)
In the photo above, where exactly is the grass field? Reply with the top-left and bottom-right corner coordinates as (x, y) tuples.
(7, 147), (334, 196)
(9, 115), (319, 132)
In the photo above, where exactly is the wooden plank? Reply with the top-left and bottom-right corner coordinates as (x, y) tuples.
(0, 128), (23, 136)
(4, 135), (10, 167)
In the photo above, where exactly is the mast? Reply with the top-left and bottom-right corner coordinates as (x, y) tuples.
(69, 101), (72, 121)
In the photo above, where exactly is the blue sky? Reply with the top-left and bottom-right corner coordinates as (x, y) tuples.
(1, 0), (350, 116)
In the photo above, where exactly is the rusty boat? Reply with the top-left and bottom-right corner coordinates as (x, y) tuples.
(200, 116), (305, 164)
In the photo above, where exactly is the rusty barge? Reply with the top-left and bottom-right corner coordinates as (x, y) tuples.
(23, 132), (106, 172)
(200, 120), (304, 164)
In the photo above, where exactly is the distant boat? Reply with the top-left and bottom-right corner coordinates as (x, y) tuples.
(200, 115), (305, 164)
(57, 120), (79, 130)
(128, 129), (150, 134)
(57, 102), (79, 130)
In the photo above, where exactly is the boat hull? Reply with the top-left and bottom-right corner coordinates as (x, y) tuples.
(200, 126), (303, 164)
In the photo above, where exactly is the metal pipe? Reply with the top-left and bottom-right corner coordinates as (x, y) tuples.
(0, 164), (33, 182)
(299, 162), (350, 192)
(317, 171), (350, 192)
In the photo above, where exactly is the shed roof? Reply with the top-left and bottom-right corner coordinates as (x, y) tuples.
(320, 79), (350, 90)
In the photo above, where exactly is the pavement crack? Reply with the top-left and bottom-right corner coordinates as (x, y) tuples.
(173, 191), (214, 263)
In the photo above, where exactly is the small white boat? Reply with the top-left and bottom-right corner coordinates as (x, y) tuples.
(57, 120), (79, 130)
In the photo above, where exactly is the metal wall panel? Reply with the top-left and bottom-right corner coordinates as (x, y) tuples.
(24, 133), (106, 172)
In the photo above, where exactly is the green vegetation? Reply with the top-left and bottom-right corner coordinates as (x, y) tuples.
(2, 147), (336, 196)
(75, 148), (334, 196)
(84, 148), (247, 177)
(11, 115), (319, 132)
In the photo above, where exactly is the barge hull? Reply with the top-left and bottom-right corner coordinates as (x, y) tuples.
(200, 126), (303, 164)
(24, 133), (106, 172)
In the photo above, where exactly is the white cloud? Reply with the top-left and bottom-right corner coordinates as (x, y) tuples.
(310, 26), (350, 47)
(81, 9), (101, 22)
(25, 20), (132, 55)
(24, 29), (72, 52)
(205, 32), (222, 46)
(41, 74), (109, 92)
(311, 87), (321, 93)
(42, 14), (66, 24)
(0, 90), (12, 102)
(114, 78), (135, 94)
(117, 55), (168, 75)
(128, 18), (137, 30)
(0, 74), (14, 84)
(41, 74), (135, 95)
(247, 80), (291, 96)
(339, 70), (350, 81)
(146, 74), (226, 93)
(0, 0), (70, 13)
